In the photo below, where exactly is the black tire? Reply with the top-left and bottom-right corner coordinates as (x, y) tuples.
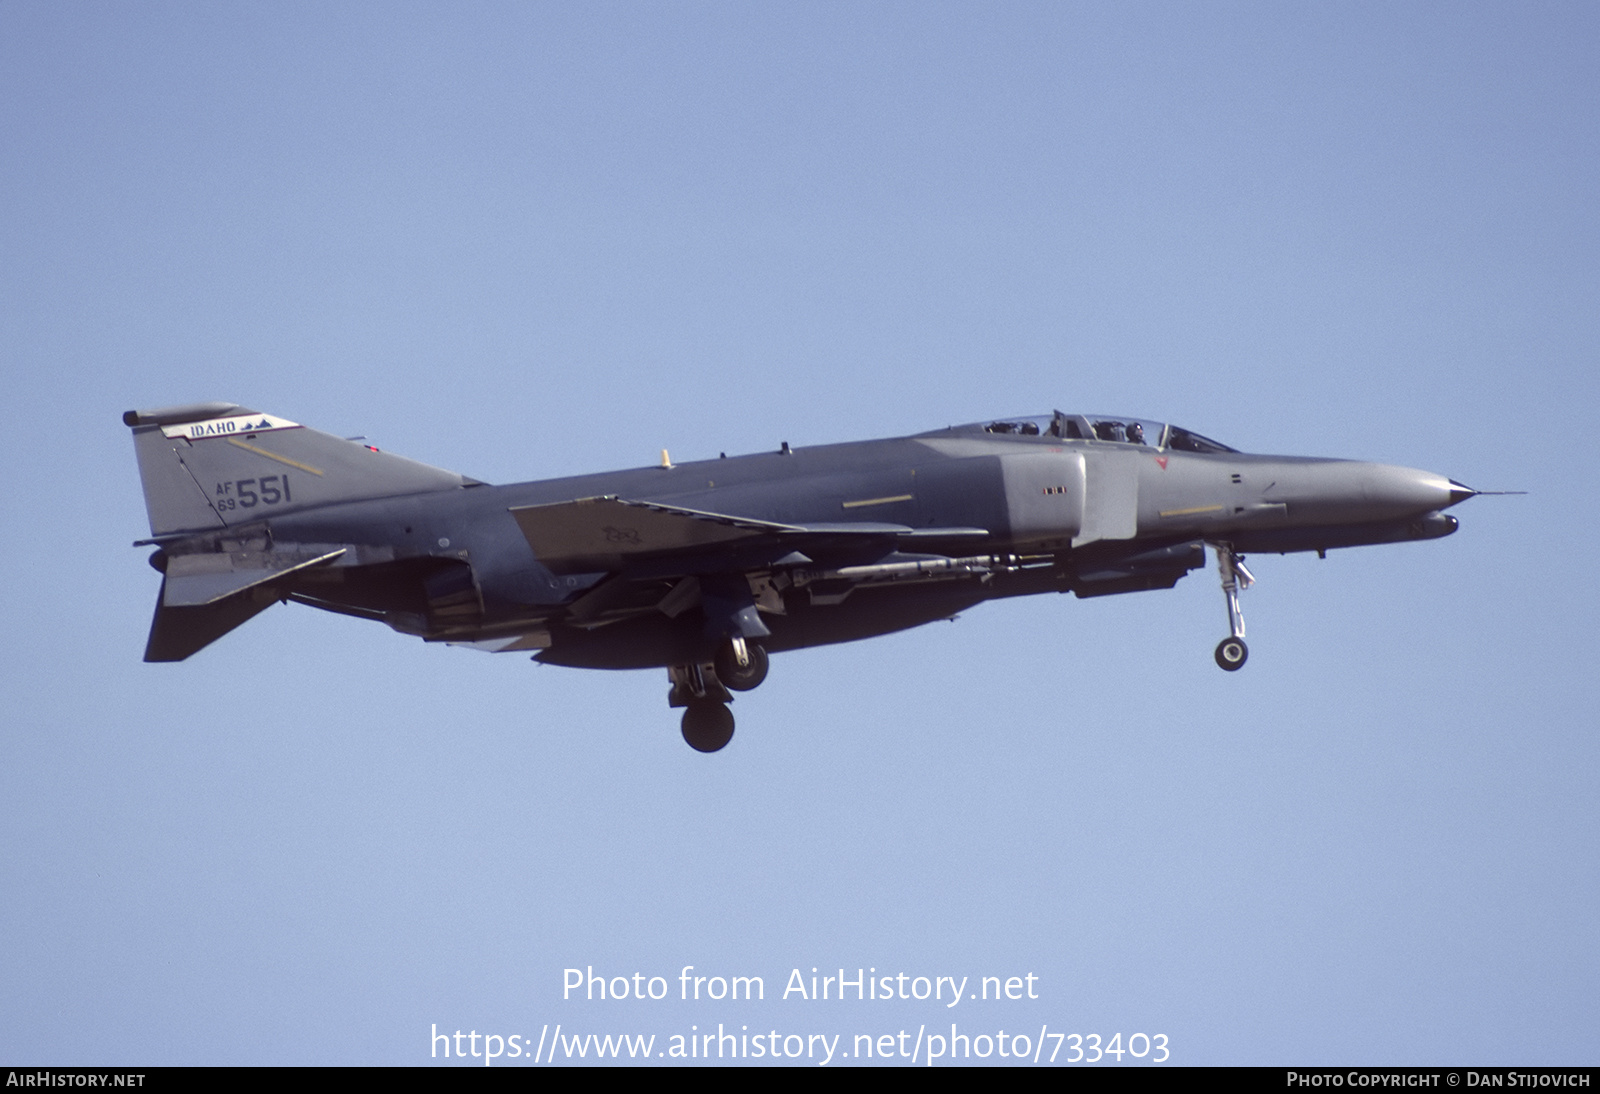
(713, 642), (769, 692)
(1214, 637), (1249, 671)
(681, 700), (736, 753)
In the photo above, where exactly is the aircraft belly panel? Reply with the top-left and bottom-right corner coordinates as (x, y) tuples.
(535, 581), (990, 669)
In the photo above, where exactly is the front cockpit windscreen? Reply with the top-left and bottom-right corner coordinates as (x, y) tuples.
(971, 411), (1237, 453)
(1162, 424), (1237, 454)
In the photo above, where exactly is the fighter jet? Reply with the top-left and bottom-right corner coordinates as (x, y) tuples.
(124, 403), (1482, 752)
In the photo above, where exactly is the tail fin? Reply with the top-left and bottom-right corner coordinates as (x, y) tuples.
(124, 402), (472, 537)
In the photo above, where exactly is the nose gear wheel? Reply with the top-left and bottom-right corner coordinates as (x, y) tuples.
(1215, 636), (1248, 670)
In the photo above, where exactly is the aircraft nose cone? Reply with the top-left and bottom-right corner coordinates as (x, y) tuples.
(1358, 463), (1459, 517)
(1447, 480), (1477, 507)
(1283, 461), (1461, 524)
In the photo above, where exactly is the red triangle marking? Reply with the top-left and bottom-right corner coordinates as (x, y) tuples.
(1156, 456), (1168, 469)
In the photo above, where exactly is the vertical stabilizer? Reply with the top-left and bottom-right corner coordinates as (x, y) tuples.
(124, 403), (471, 537)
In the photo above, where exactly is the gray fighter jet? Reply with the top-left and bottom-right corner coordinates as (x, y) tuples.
(125, 403), (1482, 752)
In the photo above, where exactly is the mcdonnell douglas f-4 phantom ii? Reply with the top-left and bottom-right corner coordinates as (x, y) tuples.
(125, 403), (1485, 752)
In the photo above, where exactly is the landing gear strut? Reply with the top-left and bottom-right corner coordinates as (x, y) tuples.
(667, 644), (769, 753)
(1211, 542), (1253, 672)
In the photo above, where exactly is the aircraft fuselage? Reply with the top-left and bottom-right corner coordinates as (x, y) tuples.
(125, 405), (1475, 749)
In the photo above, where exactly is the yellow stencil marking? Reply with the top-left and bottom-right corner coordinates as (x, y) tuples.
(841, 494), (914, 509)
(1158, 503), (1223, 518)
(227, 438), (325, 476)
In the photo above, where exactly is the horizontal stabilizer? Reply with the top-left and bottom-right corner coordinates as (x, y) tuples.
(161, 548), (348, 606)
(143, 549), (347, 661)
(144, 580), (276, 662)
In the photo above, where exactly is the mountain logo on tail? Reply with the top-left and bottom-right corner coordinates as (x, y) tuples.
(161, 413), (300, 440)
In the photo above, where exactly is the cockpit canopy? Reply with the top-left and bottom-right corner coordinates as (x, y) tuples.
(964, 411), (1237, 453)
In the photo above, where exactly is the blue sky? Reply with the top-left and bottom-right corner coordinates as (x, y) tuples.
(2, 2), (1595, 1066)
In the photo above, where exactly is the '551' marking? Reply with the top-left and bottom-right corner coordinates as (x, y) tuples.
(214, 475), (293, 511)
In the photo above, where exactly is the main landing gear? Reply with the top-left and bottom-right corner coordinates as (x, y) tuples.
(1211, 542), (1254, 672)
(713, 636), (769, 692)
(681, 698), (735, 753)
(668, 639), (770, 753)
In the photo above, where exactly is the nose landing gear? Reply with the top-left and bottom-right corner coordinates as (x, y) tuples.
(1211, 542), (1253, 672)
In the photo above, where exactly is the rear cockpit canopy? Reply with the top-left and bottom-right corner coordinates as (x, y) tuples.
(952, 411), (1237, 453)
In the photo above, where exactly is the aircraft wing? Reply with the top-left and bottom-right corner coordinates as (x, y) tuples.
(509, 497), (797, 571)
(509, 496), (988, 575)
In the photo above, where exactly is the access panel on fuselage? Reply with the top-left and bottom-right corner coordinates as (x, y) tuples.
(998, 449), (1086, 550)
(1073, 448), (1141, 546)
